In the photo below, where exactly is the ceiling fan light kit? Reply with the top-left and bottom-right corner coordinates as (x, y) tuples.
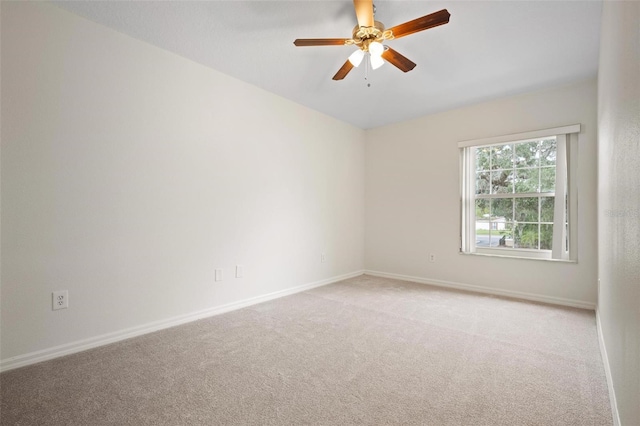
(293, 0), (450, 81)
(370, 54), (384, 70)
(348, 49), (365, 67)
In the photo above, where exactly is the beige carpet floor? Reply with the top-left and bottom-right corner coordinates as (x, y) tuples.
(1, 274), (612, 425)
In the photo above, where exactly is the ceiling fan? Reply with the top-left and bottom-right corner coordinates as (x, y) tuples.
(293, 0), (450, 80)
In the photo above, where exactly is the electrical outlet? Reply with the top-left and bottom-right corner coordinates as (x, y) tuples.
(215, 269), (223, 282)
(52, 290), (68, 310)
(321, 253), (326, 263)
(429, 253), (436, 263)
(236, 265), (244, 278)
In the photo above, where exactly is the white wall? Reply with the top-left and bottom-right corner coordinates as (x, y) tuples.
(1, 2), (365, 363)
(597, 2), (640, 424)
(365, 79), (598, 306)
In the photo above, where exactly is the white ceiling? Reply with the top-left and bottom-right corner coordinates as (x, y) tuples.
(52, 1), (602, 129)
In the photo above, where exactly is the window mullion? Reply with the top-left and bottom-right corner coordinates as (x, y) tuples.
(476, 192), (554, 200)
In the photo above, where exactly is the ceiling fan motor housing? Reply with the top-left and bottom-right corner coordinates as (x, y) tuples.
(348, 21), (394, 51)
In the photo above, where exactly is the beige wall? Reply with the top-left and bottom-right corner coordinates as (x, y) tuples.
(597, 1), (640, 424)
(365, 79), (598, 306)
(1, 2), (365, 363)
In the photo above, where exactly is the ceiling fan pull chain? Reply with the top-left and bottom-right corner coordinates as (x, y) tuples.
(365, 53), (371, 87)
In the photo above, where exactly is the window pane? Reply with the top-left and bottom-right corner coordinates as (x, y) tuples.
(491, 170), (513, 194)
(515, 223), (539, 249)
(497, 223), (514, 248)
(514, 168), (539, 193)
(540, 167), (555, 192)
(539, 138), (557, 166)
(476, 197), (492, 247)
(515, 197), (538, 222)
(475, 198), (489, 219)
(540, 197), (554, 222)
(515, 141), (539, 168)
(476, 172), (490, 195)
(476, 147), (491, 172)
(540, 224), (553, 250)
(491, 144), (513, 169)
(491, 198), (513, 221)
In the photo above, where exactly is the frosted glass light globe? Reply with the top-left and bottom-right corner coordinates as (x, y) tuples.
(348, 49), (365, 67)
(370, 54), (384, 70)
(369, 41), (384, 57)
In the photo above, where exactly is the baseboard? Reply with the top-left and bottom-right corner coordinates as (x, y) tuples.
(596, 309), (622, 426)
(0, 270), (364, 373)
(364, 270), (596, 310)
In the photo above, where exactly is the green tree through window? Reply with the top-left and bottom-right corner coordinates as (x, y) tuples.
(474, 138), (557, 250)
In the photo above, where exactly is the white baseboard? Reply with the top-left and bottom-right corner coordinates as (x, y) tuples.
(596, 309), (621, 426)
(0, 270), (364, 373)
(364, 270), (596, 310)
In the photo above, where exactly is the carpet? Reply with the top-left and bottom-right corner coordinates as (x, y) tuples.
(0, 274), (612, 425)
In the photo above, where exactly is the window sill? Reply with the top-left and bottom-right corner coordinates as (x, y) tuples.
(459, 251), (577, 263)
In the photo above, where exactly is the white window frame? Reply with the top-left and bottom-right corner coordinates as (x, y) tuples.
(459, 125), (580, 261)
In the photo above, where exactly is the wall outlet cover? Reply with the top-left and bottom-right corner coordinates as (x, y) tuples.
(52, 290), (68, 310)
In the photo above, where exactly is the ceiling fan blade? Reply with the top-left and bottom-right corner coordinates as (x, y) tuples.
(381, 47), (416, 72)
(293, 39), (350, 46)
(332, 60), (355, 80)
(353, 0), (374, 28)
(387, 9), (450, 39)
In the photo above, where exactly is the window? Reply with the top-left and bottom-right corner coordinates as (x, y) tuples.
(459, 125), (580, 261)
